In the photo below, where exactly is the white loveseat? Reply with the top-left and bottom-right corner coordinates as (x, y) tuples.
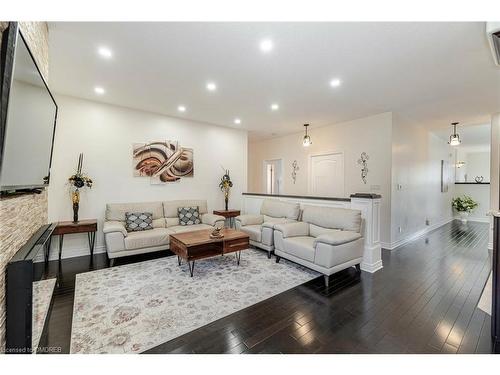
(103, 200), (225, 264)
(235, 199), (300, 258)
(274, 205), (364, 286)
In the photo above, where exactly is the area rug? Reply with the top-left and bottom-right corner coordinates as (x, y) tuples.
(32, 278), (56, 352)
(478, 272), (492, 315)
(70, 249), (319, 353)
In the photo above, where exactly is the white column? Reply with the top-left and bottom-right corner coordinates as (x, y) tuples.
(350, 194), (383, 273)
(490, 113), (500, 250)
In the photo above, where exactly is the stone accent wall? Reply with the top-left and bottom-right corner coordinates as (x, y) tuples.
(0, 21), (49, 353)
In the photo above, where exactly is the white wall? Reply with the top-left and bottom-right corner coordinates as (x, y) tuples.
(248, 112), (393, 245)
(390, 116), (455, 248)
(47, 95), (247, 259)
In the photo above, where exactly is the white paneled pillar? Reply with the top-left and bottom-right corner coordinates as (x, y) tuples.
(350, 194), (383, 273)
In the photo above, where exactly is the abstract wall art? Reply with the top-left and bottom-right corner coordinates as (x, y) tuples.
(132, 141), (194, 184)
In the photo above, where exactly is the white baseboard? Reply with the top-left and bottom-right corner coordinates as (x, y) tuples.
(381, 217), (454, 251)
(361, 260), (383, 273)
(453, 215), (490, 223)
(33, 245), (107, 263)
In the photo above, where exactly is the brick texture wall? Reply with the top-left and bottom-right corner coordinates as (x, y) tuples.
(0, 21), (49, 353)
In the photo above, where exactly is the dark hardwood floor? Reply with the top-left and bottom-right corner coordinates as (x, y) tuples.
(35, 220), (493, 354)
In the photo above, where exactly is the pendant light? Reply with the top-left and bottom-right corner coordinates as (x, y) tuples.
(302, 124), (312, 147)
(448, 122), (461, 146)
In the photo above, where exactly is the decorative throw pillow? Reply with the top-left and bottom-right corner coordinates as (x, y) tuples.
(178, 206), (201, 226)
(125, 212), (153, 232)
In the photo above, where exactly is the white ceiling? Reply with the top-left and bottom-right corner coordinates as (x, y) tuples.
(48, 22), (500, 140)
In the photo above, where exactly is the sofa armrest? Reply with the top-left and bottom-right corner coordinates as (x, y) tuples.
(235, 214), (263, 226)
(274, 222), (309, 238)
(103, 221), (128, 237)
(201, 213), (226, 227)
(313, 232), (362, 247)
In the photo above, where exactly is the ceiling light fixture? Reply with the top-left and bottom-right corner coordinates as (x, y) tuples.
(302, 124), (312, 147)
(260, 39), (274, 53)
(234, 118), (241, 125)
(330, 78), (341, 87)
(94, 86), (105, 95)
(448, 122), (461, 146)
(97, 46), (113, 59)
(177, 105), (186, 112)
(206, 82), (217, 91)
(270, 103), (279, 111)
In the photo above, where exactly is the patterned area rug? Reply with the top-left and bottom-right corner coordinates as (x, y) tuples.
(32, 278), (56, 352)
(70, 249), (319, 353)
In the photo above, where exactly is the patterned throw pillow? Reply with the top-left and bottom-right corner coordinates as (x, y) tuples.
(125, 212), (153, 232)
(177, 206), (201, 226)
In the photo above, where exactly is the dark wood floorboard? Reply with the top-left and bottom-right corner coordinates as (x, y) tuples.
(36, 220), (493, 354)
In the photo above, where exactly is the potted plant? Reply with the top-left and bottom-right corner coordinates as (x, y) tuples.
(68, 153), (93, 223)
(219, 169), (233, 211)
(451, 195), (478, 223)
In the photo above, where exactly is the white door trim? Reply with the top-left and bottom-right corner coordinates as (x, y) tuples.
(262, 158), (284, 194)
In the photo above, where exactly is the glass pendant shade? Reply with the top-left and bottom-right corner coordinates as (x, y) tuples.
(448, 122), (461, 146)
(302, 124), (312, 147)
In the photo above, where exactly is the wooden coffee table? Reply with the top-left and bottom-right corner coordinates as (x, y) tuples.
(169, 228), (250, 277)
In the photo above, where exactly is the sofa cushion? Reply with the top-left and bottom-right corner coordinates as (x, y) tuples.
(168, 224), (212, 233)
(166, 217), (179, 227)
(309, 223), (340, 238)
(263, 215), (289, 224)
(313, 231), (362, 247)
(163, 200), (208, 218)
(282, 236), (315, 262)
(302, 205), (362, 232)
(260, 199), (300, 220)
(106, 201), (163, 221)
(124, 228), (172, 250)
(178, 206), (201, 225)
(125, 212), (153, 232)
(239, 225), (262, 243)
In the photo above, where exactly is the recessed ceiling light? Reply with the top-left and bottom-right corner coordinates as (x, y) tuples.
(270, 103), (279, 111)
(330, 78), (341, 87)
(206, 82), (217, 91)
(94, 86), (105, 95)
(97, 46), (113, 59)
(234, 118), (241, 125)
(177, 105), (186, 112)
(259, 39), (274, 53)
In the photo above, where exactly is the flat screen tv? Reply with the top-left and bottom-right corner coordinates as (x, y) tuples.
(0, 22), (57, 193)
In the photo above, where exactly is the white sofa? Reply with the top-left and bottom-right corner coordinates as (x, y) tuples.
(103, 199), (225, 264)
(273, 205), (364, 286)
(235, 199), (300, 258)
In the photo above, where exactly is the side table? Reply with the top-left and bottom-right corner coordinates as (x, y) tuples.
(53, 219), (98, 260)
(213, 209), (241, 229)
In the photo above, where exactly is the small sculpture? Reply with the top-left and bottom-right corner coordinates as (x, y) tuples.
(210, 226), (224, 239)
(357, 152), (369, 184)
(291, 160), (299, 184)
(474, 176), (484, 183)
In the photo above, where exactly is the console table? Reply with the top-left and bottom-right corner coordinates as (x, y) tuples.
(53, 219), (97, 260)
(213, 209), (240, 228)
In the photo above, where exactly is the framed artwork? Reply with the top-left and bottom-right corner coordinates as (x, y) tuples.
(132, 141), (194, 184)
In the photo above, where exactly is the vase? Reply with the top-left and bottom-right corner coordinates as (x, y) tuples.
(224, 196), (229, 211)
(459, 211), (468, 224)
(72, 190), (80, 223)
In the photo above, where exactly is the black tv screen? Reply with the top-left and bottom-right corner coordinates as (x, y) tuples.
(0, 23), (57, 192)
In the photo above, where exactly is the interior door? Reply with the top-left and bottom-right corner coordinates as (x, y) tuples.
(263, 159), (283, 195)
(310, 152), (344, 197)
